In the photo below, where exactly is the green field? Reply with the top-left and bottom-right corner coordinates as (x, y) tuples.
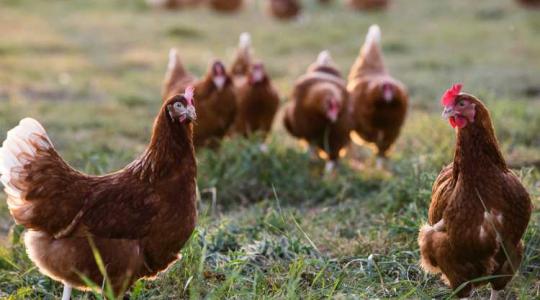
(0, 0), (539, 299)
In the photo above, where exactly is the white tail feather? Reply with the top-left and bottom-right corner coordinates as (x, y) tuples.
(0, 118), (52, 199)
(0, 147), (18, 171)
(239, 32), (251, 50)
(364, 24), (381, 48)
(20, 118), (46, 134)
(2, 175), (22, 198)
(317, 50), (332, 66)
(168, 48), (179, 71)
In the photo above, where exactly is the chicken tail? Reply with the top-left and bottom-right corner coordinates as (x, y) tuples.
(364, 24), (381, 50)
(166, 48), (186, 75)
(0, 118), (53, 223)
(316, 50), (333, 66)
(348, 24), (386, 81)
(162, 48), (191, 100)
(1, 119), (89, 235)
(164, 47), (189, 86)
(239, 32), (251, 52)
(231, 33), (252, 76)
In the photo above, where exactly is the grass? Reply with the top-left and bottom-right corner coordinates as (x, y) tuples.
(0, 0), (539, 299)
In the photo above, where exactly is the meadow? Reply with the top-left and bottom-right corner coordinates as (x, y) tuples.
(0, 0), (539, 299)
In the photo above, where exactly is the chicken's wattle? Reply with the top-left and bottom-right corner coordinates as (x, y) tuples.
(449, 115), (468, 129)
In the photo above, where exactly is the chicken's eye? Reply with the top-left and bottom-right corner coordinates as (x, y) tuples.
(458, 101), (466, 107)
(174, 102), (183, 110)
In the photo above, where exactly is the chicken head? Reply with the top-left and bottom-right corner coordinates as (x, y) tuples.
(441, 84), (477, 129)
(167, 86), (197, 123)
(211, 61), (228, 90)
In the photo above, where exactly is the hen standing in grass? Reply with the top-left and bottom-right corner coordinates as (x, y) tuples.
(267, 0), (302, 20)
(209, 0), (243, 13)
(230, 33), (280, 138)
(284, 50), (350, 173)
(516, 0), (540, 8)
(418, 84), (532, 300)
(347, 25), (408, 168)
(163, 49), (237, 148)
(0, 88), (198, 299)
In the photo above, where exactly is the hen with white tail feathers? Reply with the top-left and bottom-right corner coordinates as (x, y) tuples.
(0, 91), (199, 298)
(347, 24), (408, 164)
(0, 117), (93, 237)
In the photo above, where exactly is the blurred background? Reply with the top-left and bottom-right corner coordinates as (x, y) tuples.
(0, 0), (538, 298)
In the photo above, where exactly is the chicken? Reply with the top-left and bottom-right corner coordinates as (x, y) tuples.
(284, 50), (350, 172)
(0, 88), (198, 299)
(229, 33), (279, 138)
(516, 0), (540, 8)
(418, 84), (532, 300)
(347, 25), (408, 168)
(232, 62), (280, 138)
(209, 0), (243, 13)
(267, 0), (302, 20)
(346, 0), (389, 10)
(146, 0), (201, 9)
(163, 49), (237, 148)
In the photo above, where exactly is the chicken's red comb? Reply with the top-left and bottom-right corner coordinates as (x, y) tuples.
(184, 86), (194, 105)
(441, 83), (463, 106)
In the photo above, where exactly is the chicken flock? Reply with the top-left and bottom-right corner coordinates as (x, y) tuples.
(0, 10), (535, 300)
(148, 0), (392, 19)
(147, 0), (540, 18)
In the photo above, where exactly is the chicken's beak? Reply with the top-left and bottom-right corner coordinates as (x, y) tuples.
(252, 69), (264, 83)
(327, 110), (338, 123)
(186, 106), (197, 121)
(383, 89), (393, 103)
(442, 106), (454, 119)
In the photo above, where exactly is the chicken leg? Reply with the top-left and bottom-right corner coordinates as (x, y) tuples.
(62, 284), (72, 300)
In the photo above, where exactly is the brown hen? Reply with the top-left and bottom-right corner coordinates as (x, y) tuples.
(418, 85), (532, 299)
(232, 62), (280, 138)
(284, 50), (351, 173)
(0, 90), (198, 298)
(347, 25), (408, 168)
(516, 0), (540, 8)
(267, 0), (302, 20)
(163, 49), (237, 148)
(209, 0), (243, 12)
(229, 33), (279, 138)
